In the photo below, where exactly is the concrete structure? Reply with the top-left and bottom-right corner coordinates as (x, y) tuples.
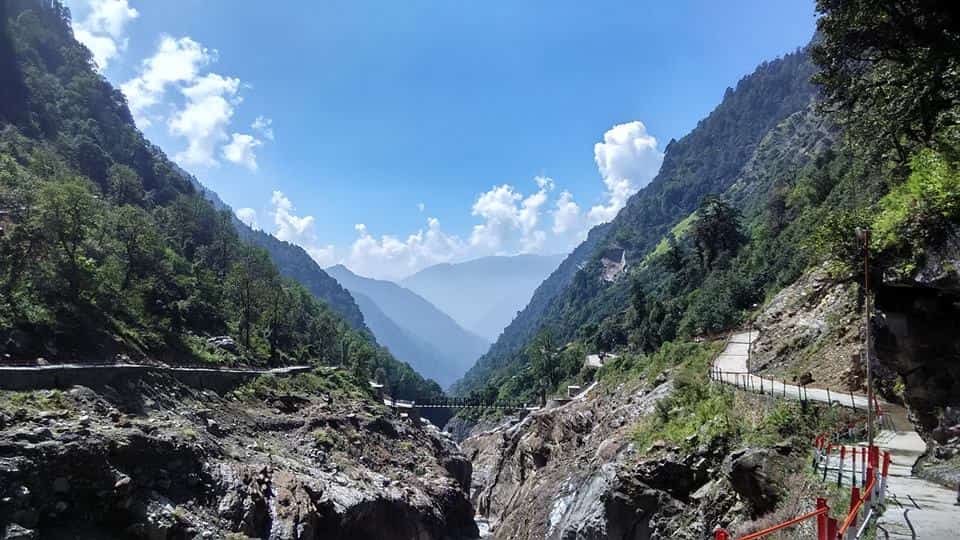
(0, 363), (312, 393)
(584, 352), (618, 370)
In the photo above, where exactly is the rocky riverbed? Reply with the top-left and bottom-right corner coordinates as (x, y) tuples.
(0, 370), (477, 539)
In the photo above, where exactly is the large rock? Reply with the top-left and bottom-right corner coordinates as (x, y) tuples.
(723, 449), (782, 517)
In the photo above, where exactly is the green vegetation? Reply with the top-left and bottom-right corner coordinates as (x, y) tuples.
(597, 339), (862, 454)
(874, 148), (960, 255)
(456, 1), (960, 411)
(1, 389), (71, 412)
(233, 370), (373, 404)
(0, 0), (441, 402)
(311, 428), (336, 449)
(812, 0), (960, 155)
(621, 341), (733, 451)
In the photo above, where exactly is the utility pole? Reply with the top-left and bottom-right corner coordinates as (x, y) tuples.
(856, 227), (874, 448)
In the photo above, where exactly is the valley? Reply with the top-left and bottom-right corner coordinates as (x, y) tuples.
(1, 0), (960, 539)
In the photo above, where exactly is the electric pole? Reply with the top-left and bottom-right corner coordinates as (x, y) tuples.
(856, 227), (874, 448)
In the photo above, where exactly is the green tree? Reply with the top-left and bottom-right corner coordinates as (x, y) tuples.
(691, 196), (743, 270)
(113, 205), (160, 290)
(107, 164), (144, 206)
(812, 0), (960, 155)
(226, 247), (276, 349)
(33, 178), (101, 301)
(528, 330), (561, 406)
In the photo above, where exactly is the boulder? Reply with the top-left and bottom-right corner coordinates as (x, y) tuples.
(2, 524), (37, 540)
(723, 449), (782, 517)
(206, 336), (239, 354)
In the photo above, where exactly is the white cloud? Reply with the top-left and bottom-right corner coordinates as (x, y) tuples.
(552, 190), (581, 235)
(235, 207), (259, 229)
(257, 122), (661, 281)
(72, 0), (139, 70)
(119, 34), (271, 170)
(252, 116), (275, 141)
(223, 133), (263, 171)
(345, 218), (466, 281)
(588, 121), (663, 224)
(167, 73), (241, 167)
(469, 178), (552, 253)
(121, 35), (213, 127)
(268, 191), (336, 267)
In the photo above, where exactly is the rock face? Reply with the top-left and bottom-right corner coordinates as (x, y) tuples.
(462, 380), (739, 540)
(0, 373), (477, 539)
(722, 449), (786, 518)
(874, 230), (960, 482)
(750, 266), (864, 391)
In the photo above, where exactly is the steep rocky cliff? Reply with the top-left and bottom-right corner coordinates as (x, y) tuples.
(461, 363), (838, 540)
(0, 370), (476, 539)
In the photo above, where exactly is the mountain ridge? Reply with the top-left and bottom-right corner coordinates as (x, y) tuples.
(327, 264), (489, 386)
(453, 46), (818, 397)
(401, 254), (566, 342)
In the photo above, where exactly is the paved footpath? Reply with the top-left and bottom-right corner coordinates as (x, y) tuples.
(713, 332), (957, 539)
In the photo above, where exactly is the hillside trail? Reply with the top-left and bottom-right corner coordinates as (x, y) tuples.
(713, 332), (957, 539)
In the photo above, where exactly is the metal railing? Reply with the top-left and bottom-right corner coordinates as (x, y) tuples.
(710, 332), (894, 540)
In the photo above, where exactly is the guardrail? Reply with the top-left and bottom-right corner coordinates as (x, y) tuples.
(715, 445), (891, 540)
(709, 332), (893, 540)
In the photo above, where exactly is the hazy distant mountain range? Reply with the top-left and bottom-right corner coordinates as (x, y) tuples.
(326, 265), (489, 387)
(401, 254), (565, 342)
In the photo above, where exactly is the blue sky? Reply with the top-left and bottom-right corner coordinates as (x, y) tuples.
(67, 0), (817, 280)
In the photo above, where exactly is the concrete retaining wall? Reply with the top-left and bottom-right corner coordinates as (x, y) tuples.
(0, 365), (313, 393)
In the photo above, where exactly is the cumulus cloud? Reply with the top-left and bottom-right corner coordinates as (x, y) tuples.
(256, 121), (662, 281)
(223, 133), (263, 171)
(119, 34), (269, 169)
(167, 73), (241, 167)
(72, 0), (139, 70)
(588, 121), (663, 224)
(345, 218), (466, 281)
(252, 116), (275, 141)
(121, 36), (212, 127)
(552, 190), (581, 235)
(469, 177), (552, 253)
(235, 207), (259, 229)
(268, 191), (337, 267)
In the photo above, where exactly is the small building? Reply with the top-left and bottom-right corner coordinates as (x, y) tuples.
(584, 352), (618, 370)
(369, 381), (385, 400)
(567, 385), (582, 398)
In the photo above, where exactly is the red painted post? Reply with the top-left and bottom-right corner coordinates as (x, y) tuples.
(838, 446), (847, 487)
(714, 528), (729, 540)
(848, 486), (861, 534)
(827, 518), (838, 540)
(816, 497), (828, 540)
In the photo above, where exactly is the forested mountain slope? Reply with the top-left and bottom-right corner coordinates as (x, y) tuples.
(0, 0), (440, 401)
(454, 47), (818, 397)
(191, 181), (368, 332)
(327, 264), (489, 386)
(237, 227), (366, 330)
(451, 222), (611, 395)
